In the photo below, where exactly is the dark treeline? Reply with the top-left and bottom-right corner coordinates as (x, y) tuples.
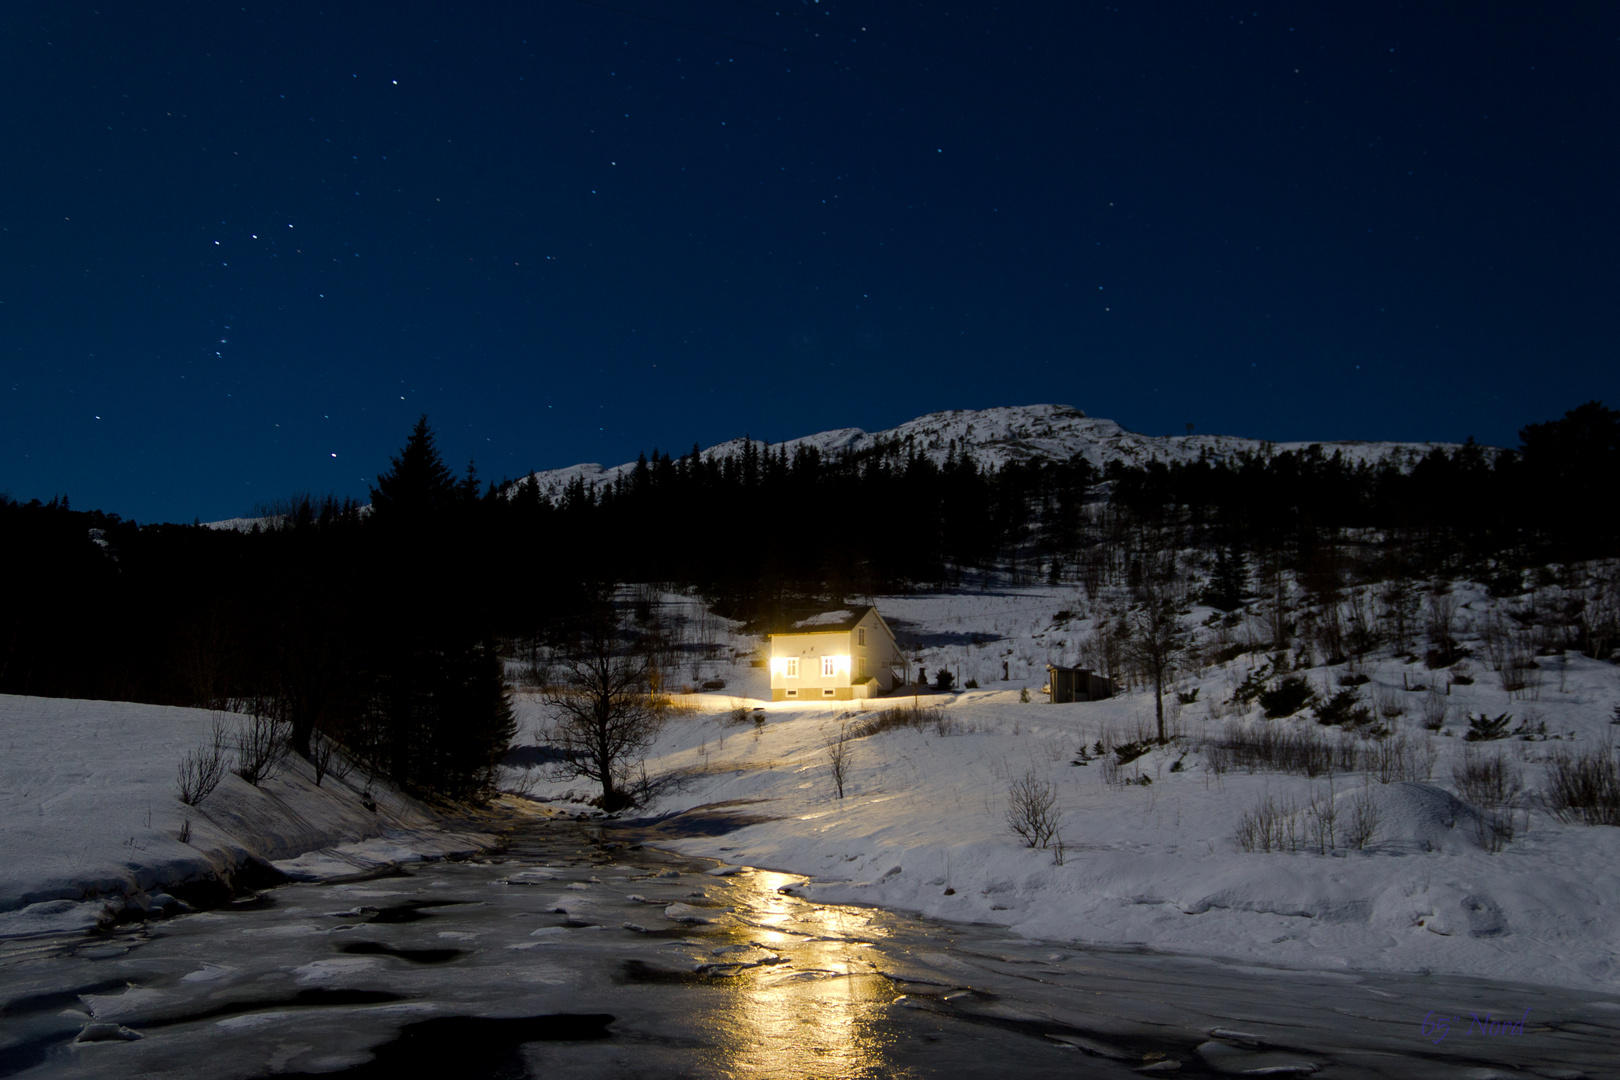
(515, 400), (1617, 608)
(3, 403), (1615, 798)
(0, 419), (570, 801)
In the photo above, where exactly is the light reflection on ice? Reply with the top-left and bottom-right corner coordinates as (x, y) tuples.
(1, 823), (1613, 1080)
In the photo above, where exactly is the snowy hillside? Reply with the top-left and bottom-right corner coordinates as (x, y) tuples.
(516, 404), (1473, 498)
(0, 697), (502, 938)
(506, 582), (1620, 994)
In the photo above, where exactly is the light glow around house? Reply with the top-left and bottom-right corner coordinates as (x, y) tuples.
(771, 655), (850, 677)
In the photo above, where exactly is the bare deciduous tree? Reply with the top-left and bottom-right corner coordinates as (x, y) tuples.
(176, 715), (230, 806)
(544, 616), (664, 812)
(825, 721), (853, 799)
(1005, 771), (1061, 848)
(1120, 562), (1188, 743)
(234, 708), (290, 787)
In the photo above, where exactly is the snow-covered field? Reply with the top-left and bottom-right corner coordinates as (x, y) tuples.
(511, 584), (1620, 994)
(7, 577), (1615, 996)
(0, 697), (500, 938)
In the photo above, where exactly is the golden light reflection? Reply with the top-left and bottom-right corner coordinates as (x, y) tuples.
(708, 869), (907, 1080)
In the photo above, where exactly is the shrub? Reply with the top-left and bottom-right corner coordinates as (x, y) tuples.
(1419, 687), (1449, 731)
(1316, 688), (1372, 728)
(1543, 747), (1620, 825)
(1465, 712), (1514, 742)
(176, 715), (230, 806)
(1176, 688), (1200, 705)
(1305, 786), (1338, 854)
(234, 710), (290, 787)
(1453, 748), (1523, 810)
(1005, 771), (1062, 848)
(1259, 675), (1316, 718)
(1237, 783), (1380, 852)
(1373, 683), (1406, 719)
(964, 678), (979, 689)
(850, 704), (948, 738)
(1341, 783), (1381, 849)
(1100, 753), (1122, 786)
(1363, 731), (1437, 783)
(1113, 740), (1153, 767)
(1338, 671), (1371, 687)
(1205, 721), (1356, 778)
(1474, 809), (1517, 853)
(1235, 795), (1303, 853)
(933, 668), (955, 691)
(1231, 660), (1277, 710)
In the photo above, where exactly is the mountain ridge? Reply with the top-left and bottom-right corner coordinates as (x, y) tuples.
(514, 404), (1476, 497)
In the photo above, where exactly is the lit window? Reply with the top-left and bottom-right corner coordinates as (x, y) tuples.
(857, 627), (866, 646)
(822, 656), (836, 677)
(784, 658), (798, 678)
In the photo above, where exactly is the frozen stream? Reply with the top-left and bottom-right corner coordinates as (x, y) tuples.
(2, 818), (1616, 1079)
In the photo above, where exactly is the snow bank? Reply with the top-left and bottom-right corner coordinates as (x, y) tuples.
(0, 695), (501, 937)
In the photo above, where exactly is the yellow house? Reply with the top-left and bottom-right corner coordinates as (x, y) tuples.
(769, 606), (904, 702)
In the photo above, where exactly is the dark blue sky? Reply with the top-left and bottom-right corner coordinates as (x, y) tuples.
(3, 2), (1616, 522)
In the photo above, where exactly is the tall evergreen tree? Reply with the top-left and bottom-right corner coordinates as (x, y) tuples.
(1205, 545), (1248, 611)
(369, 415), (457, 527)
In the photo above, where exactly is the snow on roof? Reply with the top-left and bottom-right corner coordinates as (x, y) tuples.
(780, 606), (876, 634)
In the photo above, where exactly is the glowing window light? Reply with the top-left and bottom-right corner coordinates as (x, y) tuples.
(771, 657), (798, 678)
(823, 655), (849, 677)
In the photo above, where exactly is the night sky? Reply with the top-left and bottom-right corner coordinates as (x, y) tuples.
(3, 2), (1616, 523)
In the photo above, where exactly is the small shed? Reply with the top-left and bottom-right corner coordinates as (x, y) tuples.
(1045, 665), (1113, 704)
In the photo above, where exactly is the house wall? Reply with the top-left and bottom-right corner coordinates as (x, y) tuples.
(852, 608), (902, 692)
(770, 630), (852, 702)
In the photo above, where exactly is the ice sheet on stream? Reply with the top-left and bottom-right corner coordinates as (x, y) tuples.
(7, 832), (1616, 1080)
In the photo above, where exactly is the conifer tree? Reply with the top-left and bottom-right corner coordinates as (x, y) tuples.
(1205, 546), (1248, 611)
(369, 415), (456, 526)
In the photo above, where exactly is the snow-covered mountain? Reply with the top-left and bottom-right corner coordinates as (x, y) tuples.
(516, 404), (1471, 498)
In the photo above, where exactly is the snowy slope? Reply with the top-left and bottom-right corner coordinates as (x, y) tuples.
(0, 696), (502, 938)
(515, 404), (1472, 498)
(507, 584), (1620, 994)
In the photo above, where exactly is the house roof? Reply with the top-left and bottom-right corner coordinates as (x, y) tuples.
(773, 605), (885, 636)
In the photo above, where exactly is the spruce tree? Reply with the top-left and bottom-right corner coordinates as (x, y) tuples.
(369, 415), (457, 527)
(359, 417), (516, 802)
(1206, 546), (1248, 611)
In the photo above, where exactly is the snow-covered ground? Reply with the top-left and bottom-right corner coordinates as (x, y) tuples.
(517, 403), (1474, 498)
(510, 584), (1620, 994)
(0, 697), (501, 938)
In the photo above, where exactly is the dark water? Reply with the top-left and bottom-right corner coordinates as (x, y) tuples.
(1, 819), (1615, 1079)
